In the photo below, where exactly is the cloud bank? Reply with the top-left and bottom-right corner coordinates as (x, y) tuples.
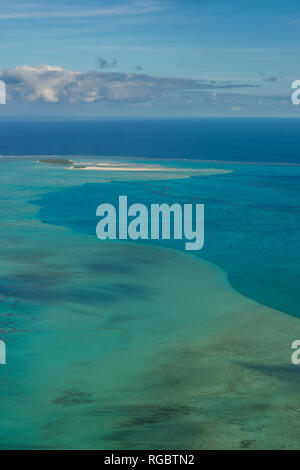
(0, 64), (259, 105)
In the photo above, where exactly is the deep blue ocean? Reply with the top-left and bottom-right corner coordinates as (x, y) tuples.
(1, 118), (300, 164)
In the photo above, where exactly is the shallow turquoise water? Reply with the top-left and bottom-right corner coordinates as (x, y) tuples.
(33, 157), (300, 317)
(0, 156), (300, 449)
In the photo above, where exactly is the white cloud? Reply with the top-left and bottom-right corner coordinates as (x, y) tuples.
(0, 64), (259, 105)
(0, 65), (78, 103)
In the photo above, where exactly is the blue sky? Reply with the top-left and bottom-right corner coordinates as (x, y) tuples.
(0, 0), (300, 116)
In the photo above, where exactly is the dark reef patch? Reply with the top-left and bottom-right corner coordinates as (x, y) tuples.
(85, 262), (136, 275)
(119, 404), (195, 427)
(52, 390), (93, 406)
(237, 362), (300, 388)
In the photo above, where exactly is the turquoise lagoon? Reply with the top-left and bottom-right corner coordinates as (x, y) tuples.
(0, 154), (300, 449)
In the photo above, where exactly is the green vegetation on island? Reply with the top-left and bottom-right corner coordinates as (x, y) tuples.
(38, 158), (74, 165)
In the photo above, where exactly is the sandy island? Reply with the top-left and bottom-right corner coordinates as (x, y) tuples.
(38, 158), (232, 179)
(67, 162), (232, 176)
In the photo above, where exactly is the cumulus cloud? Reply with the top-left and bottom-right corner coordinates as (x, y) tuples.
(0, 64), (259, 105)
